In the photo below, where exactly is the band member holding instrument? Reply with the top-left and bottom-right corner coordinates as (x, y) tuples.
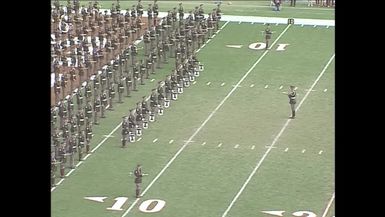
(264, 24), (272, 50)
(288, 85), (297, 119)
(134, 164), (143, 198)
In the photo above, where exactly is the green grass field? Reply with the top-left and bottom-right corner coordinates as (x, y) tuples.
(52, 2), (334, 217)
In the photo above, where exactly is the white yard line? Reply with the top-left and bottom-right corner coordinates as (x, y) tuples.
(121, 23), (292, 217)
(83, 153), (91, 160)
(321, 192), (335, 217)
(221, 53), (335, 217)
(66, 169), (75, 177)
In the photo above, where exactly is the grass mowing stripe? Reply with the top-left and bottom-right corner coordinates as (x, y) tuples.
(221, 53), (335, 217)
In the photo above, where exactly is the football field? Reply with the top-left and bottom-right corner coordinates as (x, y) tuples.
(51, 6), (335, 217)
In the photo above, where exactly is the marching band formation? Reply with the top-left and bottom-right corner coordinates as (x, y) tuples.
(51, 0), (222, 187)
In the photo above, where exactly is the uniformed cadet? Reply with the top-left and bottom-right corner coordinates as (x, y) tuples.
(85, 82), (92, 100)
(128, 109), (137, 135)
(51, 162), (56, 187)
(58, 145), (66, 178)
(145, 54), (152, 78)
(85, 101), (93, 125)
(69, 115), (78, 136)
(136, 0), (144, 17)
(94, 94), (101, 124)
(93, 73), (100, 92)
(101, 91), (108, 118)
(125, 72), (132, 97)
(76, 110), (85, 130)
(67, 96), (75, 118)
(68, 135), (76, 169)
(149, 89), (158, 113)
(152, 0), (159, 23)
(58, 101), (68, 128)
(147, 4), (153, 27)
(139, 60), (146, 85)
(54, 81), (61, 104)
(60, 74), (68, 99)
(264, 24), (272, 50)
(107, 63), (114, 84)
(100, 70), (107, 91)
(134, 164), (143, 198)
(135, 102), (143, 128)
(121, 116), (129, 147)
(78, 130), (85, 161)
(141, 96), (149, 125)
(131, 44), (138, 66)
(156, 43), (163, 69)
(157, 82), (165, 110)
(69, 67), (77, 90)
(118, 77), (125, 103)
(85, 122), (93, 153)
(178, 2), (184, 22)
(108, 82), (116, 110)
(288, 85), (297, 119)
(51, 107), (58, 131)
(133, 63), (139, 91)
(150, 48), (158, 72)
(143, 29), (150, 55)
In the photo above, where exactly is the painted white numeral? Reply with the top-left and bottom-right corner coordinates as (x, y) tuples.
(138, 199), (166, 213)
(292, 211), (317, 217)
(261, 210), (317, 217)
(248, 43), (289, 51)
(276, 43), (290, 51)
(249, 42), (267, 50)
(106, 197), (128, 211)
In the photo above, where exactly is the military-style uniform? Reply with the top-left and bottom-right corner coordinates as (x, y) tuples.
(134, 164), (143, 198)
(85, 83), (92, 100)
(85, 123), (93, 153)
(76, 88), (84, 110)
(288, 86), (297, 119)
(93, 74), (100, 91)
(100, 70), (107, 91)
(178, 3), (184, 21)
(117, 79), (124, 103)
(101, 92), (108, 117)
(265, 25), (272, 50)
(78, 131), (85, 161)
(51, 107), (58, 130)
(133, 64), (139, 91)
(67, 97), (74, 117)
(85, 100), (93, 119)
(125, 73), (132, 97)
(94, 96), (101, 124)
(139, 61), (146, 85)
(76, 111), (85, 130)
(108, 83), (116, 110)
